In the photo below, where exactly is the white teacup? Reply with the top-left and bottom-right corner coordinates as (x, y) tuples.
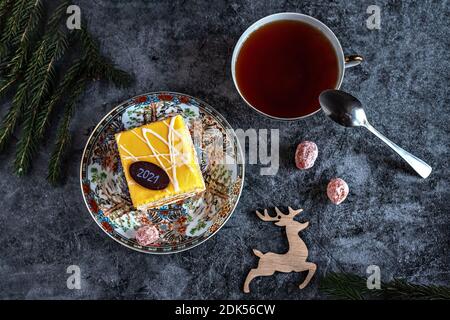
(231, 13), (363, 120)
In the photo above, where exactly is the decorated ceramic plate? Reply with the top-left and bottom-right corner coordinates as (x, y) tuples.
(80, 92), (244, 254)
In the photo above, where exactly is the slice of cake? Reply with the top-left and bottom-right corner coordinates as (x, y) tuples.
(115, 115), (205, 209)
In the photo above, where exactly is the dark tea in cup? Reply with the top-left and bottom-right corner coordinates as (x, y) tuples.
(234, 18), (340, 119)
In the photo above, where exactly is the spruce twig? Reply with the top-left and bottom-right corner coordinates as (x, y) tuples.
(47, 76), (87, 184)
(8, 0), (45, 75)
(14, 4), (69, 175)
(319, 272), (373, 300)
(79, 26), (132, 87)
(0, 77), (16, 97)
(319, 272), (450, 300)
(0, 42), (51, 152)
(0, 51), (13, 77)
(0, 28), (49, 151)
(0, 0), (133, 183)
(0, 0), (36, 58)
(0, 0), (14, 34)
(0, 0), (45, 101)
(384, 279), (450, 300)
(0, 81), (28, 151)
(35, 59), (84, 140)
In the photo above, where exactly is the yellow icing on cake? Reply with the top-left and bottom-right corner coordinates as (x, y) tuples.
(115, 115), (205, 209)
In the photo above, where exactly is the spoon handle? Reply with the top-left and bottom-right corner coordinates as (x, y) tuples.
(344, 55), (364, 68)
(364, 123), (432, 178)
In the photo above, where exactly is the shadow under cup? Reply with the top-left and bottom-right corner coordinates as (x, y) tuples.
(232, 14), (347, 120)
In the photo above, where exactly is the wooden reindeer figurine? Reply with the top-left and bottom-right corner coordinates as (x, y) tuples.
(243, 207), (316, 293)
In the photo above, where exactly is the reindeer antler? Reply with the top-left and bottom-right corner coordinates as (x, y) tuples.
(288, 207), (303, 217)
(276, 207), (303, 217)
(255, 209), (279, 221)
(256, 207), (304, 221)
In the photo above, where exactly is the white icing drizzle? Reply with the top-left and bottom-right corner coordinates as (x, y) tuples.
(118, 117), (200, 193)
(119, 145), (139, 161)
(130, 129), (146, 143)
(141, 127), (176, 189)
(143, 122), (193, 171)
(117, 133), (139, 161)
(168, 116), (179, 191)
(140, 118), (180, 190)
(162, 120), (197, 175)
(162, 121), (185, 142)
(141, 124), (182, 190)
(122, 154), (171, 160)
(131, 129), (171, 163)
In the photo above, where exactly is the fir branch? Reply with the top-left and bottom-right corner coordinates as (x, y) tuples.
(0, 77), (16, 98)
(0, 0), (36, 58)
(0, 51), (13, 77)
(14, 63), (55, 175)
(0, 0), (25, 43)
(14, 12), (69, 175)
(0, 81), (28, 151)
(93, 58), (133, 88)
(78, 26), (133, 88)
(35, 59), (84, 140)
(0, 44), (46, 151)
(0, 1), (133, 182)
(319, 272), (450, 300)
(0, 0), (12, 17)
(48, 77), (87, 184)
(319, 272), (373, 300)
(0, 0), (14, 34)
(384, 279), (450, 300)
(0, 29), (48, 150)
(79, 26), (99, 59)
(47, 1), (69, 29)
(0, 0), (45, 101)
(8, 0), (45, 75)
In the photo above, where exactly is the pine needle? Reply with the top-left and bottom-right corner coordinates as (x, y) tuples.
(0, 0), (133, 183)
(319, 272), (450, 300)
(319, 272), (372, 300)
(78, 26), (133, 87)
(94, 58), (133, 88)
(14, 8), (69, 175)
(8, 0), (45, 75)
(0, 0), (14, 34)
(0, 51), (13, 77)
(0, 0), (45, 102)
(0, 0), (36, 58)
(47, 77), (87, 184)
(0, 77), (16, 98)
(0, 81), (28, 151)
(35, 59), (84, 140)
(385, 279), (450, 300)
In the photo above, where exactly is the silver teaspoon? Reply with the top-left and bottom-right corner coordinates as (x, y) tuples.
(319, 89), (432, 179)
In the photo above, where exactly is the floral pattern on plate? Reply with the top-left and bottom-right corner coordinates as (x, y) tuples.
(80, 92), (244, 253)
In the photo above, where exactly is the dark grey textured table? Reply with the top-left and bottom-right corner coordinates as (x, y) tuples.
(1, 0), (448, 299)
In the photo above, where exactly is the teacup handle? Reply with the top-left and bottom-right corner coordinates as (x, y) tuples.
(344, 55), (364, 68)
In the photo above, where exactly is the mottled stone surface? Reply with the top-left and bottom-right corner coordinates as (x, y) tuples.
(0, 0), (448, 299)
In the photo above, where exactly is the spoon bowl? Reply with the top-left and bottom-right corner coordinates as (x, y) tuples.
(319, 89), (368, 127)
(319, 89), (432, 179)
